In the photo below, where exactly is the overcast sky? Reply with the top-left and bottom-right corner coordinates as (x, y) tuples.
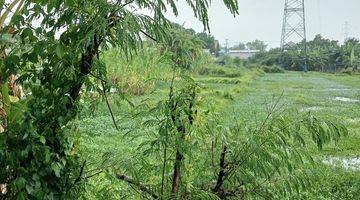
(165, 0), (360, 48)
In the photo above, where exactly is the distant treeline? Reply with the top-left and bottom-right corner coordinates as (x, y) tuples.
(250, 35), (360, 72)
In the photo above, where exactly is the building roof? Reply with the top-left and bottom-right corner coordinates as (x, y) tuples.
(228, 50), (260, 53)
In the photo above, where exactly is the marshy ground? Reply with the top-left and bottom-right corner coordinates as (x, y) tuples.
(78, 71), (360, 199)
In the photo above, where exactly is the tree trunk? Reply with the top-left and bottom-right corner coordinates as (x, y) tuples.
(69, 35), (100, 104)
(213, 145), (227, 197)
(171, 150), (183, 195)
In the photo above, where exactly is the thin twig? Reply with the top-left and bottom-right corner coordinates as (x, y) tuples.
(101, 80), (119, 130)
(84, 170), (103, 179)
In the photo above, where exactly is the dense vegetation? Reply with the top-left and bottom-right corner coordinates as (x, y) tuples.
(230, 40), (267, 52)
(250, 35), (360, 73)
(0, 1), (357, 200)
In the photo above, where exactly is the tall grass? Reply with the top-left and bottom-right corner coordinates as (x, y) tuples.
(102, 46), (173, 96)
(102, 46), (230, 96)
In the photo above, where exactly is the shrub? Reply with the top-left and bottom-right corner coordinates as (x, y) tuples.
(341, 67), (354, 75)
(262, 65), (285, 73)
(195, 65), (244, 78)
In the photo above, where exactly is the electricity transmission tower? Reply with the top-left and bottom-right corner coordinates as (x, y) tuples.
(280, 0), (308, 71)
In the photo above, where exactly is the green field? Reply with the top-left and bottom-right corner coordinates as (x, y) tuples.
(229, 72), (360, 156)
(77, 70), (359, 199)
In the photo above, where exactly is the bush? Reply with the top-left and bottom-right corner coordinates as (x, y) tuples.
(262, 65), (285, 73)
(217, 55), (244, 68)
(195, 65), (244, 78)
(341, 67), (354, 75)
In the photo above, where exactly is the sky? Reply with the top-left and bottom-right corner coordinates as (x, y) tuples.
(165, 0), (360, 49)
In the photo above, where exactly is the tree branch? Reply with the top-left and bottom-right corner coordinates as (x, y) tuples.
(140, 30), (157, 42)
(74, 160), (87, 184)
(101, 80), (119, 130)
(116, 173), (159, 199)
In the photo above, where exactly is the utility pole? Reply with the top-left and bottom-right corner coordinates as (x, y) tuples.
(280, 0), (308, 72)
(225, 39), (229, 54)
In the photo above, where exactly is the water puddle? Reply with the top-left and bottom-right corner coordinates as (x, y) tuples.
(299, 106), (323, 112)
(326, 88), (360, 91)
(323, 157), (360, 171)
(333, 97), (359, 103)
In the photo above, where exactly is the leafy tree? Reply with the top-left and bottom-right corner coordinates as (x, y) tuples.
(341, 38), (360, 71)
(161, 28), (203, 70)
(0, 0), (25, 133)
(246, 39), (267, 52)
(171, 22), (196, 35)
(0, 0), (239, 199)
(250, 34), (360, 72)
(196, 32), (218, 53)
(230, 42), (246, 50)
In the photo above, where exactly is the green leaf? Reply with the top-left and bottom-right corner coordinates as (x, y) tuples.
(8, 102), (25, 123)
(51, 163), (61, 177)
(25, 184), (34, 194)
(14, 177), (26, 189)
(17, 192), (25, 200)
(22, 28), (33, 39)
(1, 84), (11, 114)
(55, 44), (64, 58)
(39, 136), (46, 144)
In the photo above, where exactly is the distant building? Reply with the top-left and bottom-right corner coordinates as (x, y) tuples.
(227, 50), (260, 60)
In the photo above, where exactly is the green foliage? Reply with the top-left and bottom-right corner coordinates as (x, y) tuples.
(262, 65), (285, 73)
(106, 88), (348, 199)
(246, 39), (267, 52)
(74, 68), (356, 199)
(195, 65), (244, 78)
(1, 1), (355, 200)
(217, 55), (245, 68)
(288, 166), (360, 200)
(102, 45), (172, 96)
(196, 32), (218, 54)
(230, 42), (246, 50)
(0, 0), (239, 199)
(251, 34), (360, 72)
(160, 27), (203, 69)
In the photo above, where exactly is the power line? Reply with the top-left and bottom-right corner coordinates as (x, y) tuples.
(225, 39), (229, 54)
(317, 0), (322, 34)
